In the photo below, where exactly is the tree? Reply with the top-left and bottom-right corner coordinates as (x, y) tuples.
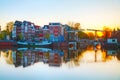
(0, 25), (1, 33)
(45, 33), (50, 40)
(17, 33), (23, 41)
(0, 30), (7, 40)
(78, 31), (88, 39)
(103, 26), (112, 40)
(68, 22), (81, 30)
(87, 32), (95, 40)
(6, 22), (14, 36)
(74, 23), (80, 30)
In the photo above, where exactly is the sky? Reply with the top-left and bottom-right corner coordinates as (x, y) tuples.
(0, 0), (120, 30)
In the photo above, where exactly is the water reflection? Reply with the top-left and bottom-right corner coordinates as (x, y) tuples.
(0, 47), (120, 68)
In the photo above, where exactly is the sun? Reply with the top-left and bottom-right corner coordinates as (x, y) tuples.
(97, 32), (103, 37)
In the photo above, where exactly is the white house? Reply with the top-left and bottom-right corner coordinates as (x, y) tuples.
(107, 38), (117, 44)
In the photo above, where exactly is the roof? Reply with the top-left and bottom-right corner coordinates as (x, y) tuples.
(43, 25), (49, 29)
(14, 20), (22, 27)
(49, 23), (61, 26)
(111, 31), (120, 42)
(35, 25), (41, 28)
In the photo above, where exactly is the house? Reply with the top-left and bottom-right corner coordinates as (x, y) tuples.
(12, 20), (36, 41)
(49, 23), (62, 42)
(102, 31), (120, 49)
(107, 38), (117, 44)
(12, 20), (22, 40)
(111, 31), (120, 44)
(22, 21), (36, 41)
(63, 25), (71, 41)
(34, 25), (43, 41)
(12, 51), (23, 67)
(42, 25), (50, 41)
(107, 50), (117, 56)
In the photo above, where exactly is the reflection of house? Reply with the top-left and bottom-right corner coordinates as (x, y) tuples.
(78, 39), (92, 48)
(22, 50), (40, 67)
(107, 50), (117, 56)
(49, 53), (61, 67)
(12, 51), (23, 67)
(63, 50), (70, 62)
(69, 42), (77, 50)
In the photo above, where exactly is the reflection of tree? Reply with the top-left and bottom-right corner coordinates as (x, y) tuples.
(117, 50), (120, 60)
(1, 50), (13, 64)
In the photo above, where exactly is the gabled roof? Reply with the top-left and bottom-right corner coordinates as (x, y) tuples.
(14, 20), (22, 27)
(23, 21), (34, 25)
(111, 31), (120, 42)
(42, 25), (49, 29)
(35, 25), (41, 28)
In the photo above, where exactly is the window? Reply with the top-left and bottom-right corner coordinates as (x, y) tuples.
(112, 39), (115, 42)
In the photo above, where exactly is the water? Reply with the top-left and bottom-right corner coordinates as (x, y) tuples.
(0, 47), (120, 80)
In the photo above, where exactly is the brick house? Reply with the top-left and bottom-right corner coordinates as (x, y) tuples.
(111, 31), (120, 44)
(42, 25), (50, 41)
(12, 20), (22, 40)
(22, 21), (36, 41)
(49, 23), (62, 42)
(34, 25), (43, 41)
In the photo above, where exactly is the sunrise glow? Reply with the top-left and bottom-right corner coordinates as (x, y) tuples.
(0, 0), (120, 30)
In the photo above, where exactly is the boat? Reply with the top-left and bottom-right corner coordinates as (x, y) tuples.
(35, 41), (52, 46)
(17, 41), (52, 47)
(17, 41), (28, 45)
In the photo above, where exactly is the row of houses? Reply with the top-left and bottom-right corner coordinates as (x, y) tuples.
(12, 20), (74, 42)
(12, 49), (64, 67)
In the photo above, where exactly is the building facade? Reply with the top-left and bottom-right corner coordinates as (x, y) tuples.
(49, 23), (63, 42)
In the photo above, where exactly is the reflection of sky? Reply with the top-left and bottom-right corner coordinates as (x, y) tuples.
(0, 0), (120, 30)
(0, 49), (120, 80)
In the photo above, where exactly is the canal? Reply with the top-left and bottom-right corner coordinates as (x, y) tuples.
(0, 47), (120, 80)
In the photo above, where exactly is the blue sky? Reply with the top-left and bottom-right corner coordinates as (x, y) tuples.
(0, 0), (120, 30)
